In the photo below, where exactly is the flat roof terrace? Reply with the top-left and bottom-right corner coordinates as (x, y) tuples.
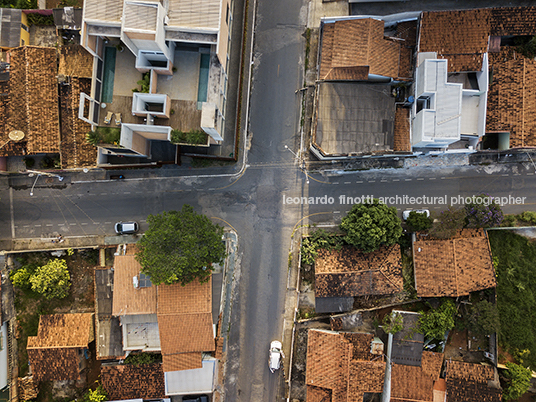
(313, 82), (395, 156)
(97, 46), (209, 131)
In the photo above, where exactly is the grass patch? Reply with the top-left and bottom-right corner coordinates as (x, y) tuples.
(170, 129), (208, 145)
(489, 230), (536, 369)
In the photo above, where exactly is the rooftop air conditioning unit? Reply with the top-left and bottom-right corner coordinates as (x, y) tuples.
(132, 276), (139, 288)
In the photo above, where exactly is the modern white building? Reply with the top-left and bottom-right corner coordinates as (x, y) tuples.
(79, 0), (232, 158)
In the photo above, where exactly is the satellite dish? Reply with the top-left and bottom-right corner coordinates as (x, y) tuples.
(8, 130), (25, 141)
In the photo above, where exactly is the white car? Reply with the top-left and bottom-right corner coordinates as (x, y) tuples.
(402, 209), (430, 221)
(114, 221), (139, 235)
(268, 340), (283, 373)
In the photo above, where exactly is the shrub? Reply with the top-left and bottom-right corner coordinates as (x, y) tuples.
(382, 311), (404, 334)
(465, 300), (500, 336)
(517, 211), (536, 225)
(136, 72), (150, 93)
(170, 129), (208, 145)
(123, 353), (162, 366)
(86, 130), (101, 145)
(29, 259), (71, 300)
(465, 194), (503, 228)
(300, 229), (343, 266)
(406, 211), (433, 232)
(82, 384), (107, 402)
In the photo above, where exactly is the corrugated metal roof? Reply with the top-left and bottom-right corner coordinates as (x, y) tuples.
(0, 9), (21, 49)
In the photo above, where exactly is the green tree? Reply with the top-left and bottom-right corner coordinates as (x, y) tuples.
(429, 206), (466, 239)
(136, 205), (226, 285)
(382, 311), (404, 335)
(340, 199), (402, 253)
(502, 362), (532, 401)
(418, 299), (456, 340)
(465, 300), (500, 336)
(9, 262), (38, 291)
(29, 259), (71, 300)
(465, 194), (503, 228)
(406, 211), (433, 232)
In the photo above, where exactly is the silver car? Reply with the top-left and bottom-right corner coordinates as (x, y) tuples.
(114, 221), (139, 235)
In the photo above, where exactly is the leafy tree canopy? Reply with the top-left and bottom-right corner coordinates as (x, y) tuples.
(465, 300), (500, 336)
(382, 311), (404, 335)
(136, 205), (226, 285)
(429, 206), (466, 239)
(29, 259), (71, 300)
(406, 211), (433, 232)
(502, 362), (532, 401)
(418, 299), (456, 340)
(340, 199), (402, 253)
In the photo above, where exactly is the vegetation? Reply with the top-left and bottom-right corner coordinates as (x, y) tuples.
(170, 129), (208, 145)
(464, 300), (500, 336)
(382, 311), (404, 334)
(300, 229), (343, 266)
(340, 199), (402, 253)
(406, 211), (433, 232)
(429, 206), (466, 239)
(418, 299), (456, 340)
(29, 258), (71, 300)
(133, 72), (150, 93)
(27, 13), (54, 26)
(0, 0), (36, 8)
(502, 362), (532, 401)
(136, 205), (226, 285)
(81, 384), (107, 402)
(489, 230), (536, 369)
(23, 157), (35, 168)
(516, 35), (536, 59)
(465, 194), (503, 228)
(516, 211), (536, 225)
(123, 353), (162, 366)
(86, 127), (121, 146)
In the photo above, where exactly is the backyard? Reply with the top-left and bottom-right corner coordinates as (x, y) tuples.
(11, 248), (101, 401)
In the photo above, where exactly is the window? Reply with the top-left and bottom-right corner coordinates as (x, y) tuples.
(226, 4), (230, 25)
(139, 273), (152, 288)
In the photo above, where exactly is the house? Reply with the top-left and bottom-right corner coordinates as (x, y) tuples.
(312, 16), (417, 158)
(306, 329), (386, 401)
(305, 327), (444, 401)
(101, 363), (166, 401)
(314, 244), (403, 313)
(413, 228), (497, 298)
(111, 249), (217, 396)
(445, 360), (502, 402)
(413, 9), (490, 151)
(26, 313), (94, 382)
(79, 0), (232, 164)
(0, 9), (30, 50)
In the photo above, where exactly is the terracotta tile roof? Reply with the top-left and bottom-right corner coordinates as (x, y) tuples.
(391, 351), (444, 402)
(157, 279), (214, 367)
(491, 7), (536, 36)
(58, 44), (93, 78)
(215, 336), (224, 359)
(446, 361), (502, 402)
(394, 106), (411, 152)
(27, 313), (94, 348)
(162, 352), (202, 372)
(419, 9), (491, 72)
(413, 228), (496, 297)
(319, 18), (401, 81)
(26, 313), (94, 382)
(157, 312), (214, 355)
(395, 20), (417, 79)
(18, 376), (38, 400)
(6, 46), (60, 154)
(59, 77), (97, 168)
(315, 244), (403, 297)
(26, 347), (80, 382)
(101, 363), (165, 401)
(486, 49), (536, 147)
(112, 255), (157, 316)
(306, 329), (385, 402)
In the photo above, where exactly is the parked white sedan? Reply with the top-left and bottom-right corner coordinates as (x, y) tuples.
(268, 340), (283, 373)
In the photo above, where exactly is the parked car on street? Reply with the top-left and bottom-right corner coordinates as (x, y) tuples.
(114, 221), (139, 235)
(268, 340), (283, 373)
(402, 209), (430, 221)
